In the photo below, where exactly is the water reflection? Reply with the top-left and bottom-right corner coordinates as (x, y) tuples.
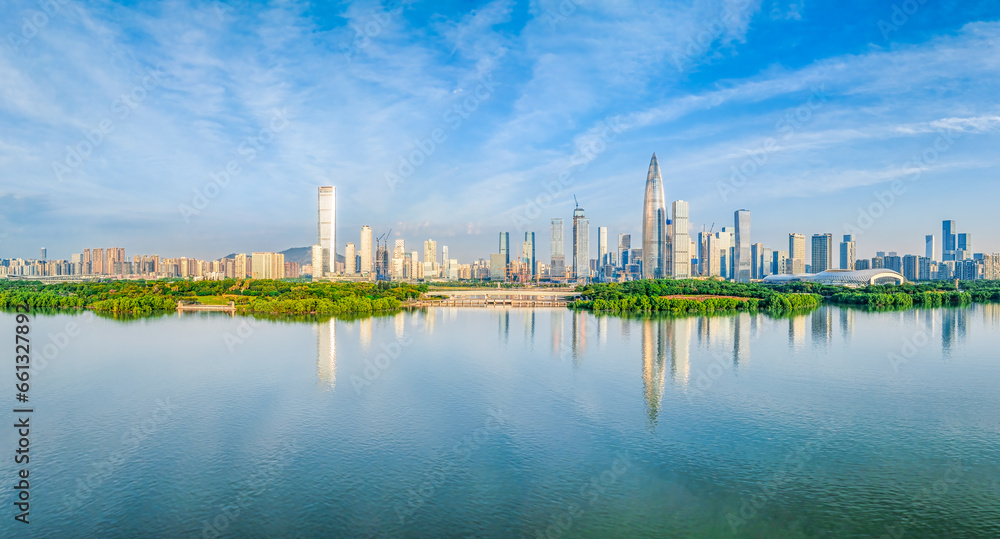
(789, 313), (806, 351)
(317, 318), (336, 389)
(641, 319), (667, 426)
(811, 307), (832, 350)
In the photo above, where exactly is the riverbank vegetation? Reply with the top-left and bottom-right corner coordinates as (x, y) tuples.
(571, 280), (822, 314)
(0, 279), (424, 315)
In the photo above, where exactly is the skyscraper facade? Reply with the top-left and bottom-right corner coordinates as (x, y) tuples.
(597, 227), (608, 272)
(789, 233), (805, 274)
(734, 209), (751, 282)
(925, 234), (936, 261)
(551, 218), (565, 278)
(360, 226), (373, 275)
(942, 220), (956, 261)
(957, 233), (971, 259)
(499, 232), (510, 265)
(672, 201), (690, 279)
(524, 232), (536, 276)
(344, 243), (356, 274)
(572, 205), (590, 282)
(840, 234), (856, 270)
(811, 233), (833, 273)
(318, 186), (336, 276)
(642, 153), (667, 279)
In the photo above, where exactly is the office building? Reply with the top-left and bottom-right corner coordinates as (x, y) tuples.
(734, 210), (751, 282)
(360, 226), (373, 275)
(499, 232), (510, 266)
(840, 235), (856, 270)
(942, 220), (956, 261)
(811, 233), (833, 273)
(789, 233), (806, 274)
(902, 254), (918, 281)
(318, 186), (336, 276)
(524, 232), (536, 277)
(344, 243), (356, 274)
(597, 227), (607, 273)
(772, 250), (788, 275)
(573, 204), (590, 282)
(925, 234), (936, 261)
(551, 218), (565, 279)
(642, 153), (667, 279)
(957, 233), (972, 260)
(672, 201), (690, 279)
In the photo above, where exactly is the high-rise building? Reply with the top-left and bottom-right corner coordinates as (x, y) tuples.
(672, 201), (690, 279)
(423, 239), (437, 267)
(523, 232), (535, 277)
(789, 233), (805, 274)
(642, 153), (668, 279)
(360, 226), (373, 275)
(840, 235), (856, 270)
(251, 252), (285, 279)
(40, 247), (46, 260)
(551, 218), (565, 279)
(318, 186), (336, 276)
(618, 233), (631, 271)
(902, 254), (918, 281)
(925, 234), (936, 261)
(957, 233), (972, 260)
(811, 234), (833, 273)
(750, 243), (764, 280)
(716, 228), (735, 279)
(499, 232), (510, 265)
(597, 227), (608, 272)
(92, 248), (105, 275)
(344, 243), (356, 274)
(942, 220), (956, 261)
(235, 253), (249, 277)
(733, 210), (751, 282)
(918, 256), (932, 281)
(772, 250), (788, 275)
(572, 204), (590, 282)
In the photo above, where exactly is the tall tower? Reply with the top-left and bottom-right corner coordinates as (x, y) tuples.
(597, 227), (608, 271)
(840, 234), (857, 270)
(811, 233), (833, 272)
(642, 153), (667, 279)
(734, 209), (751, 282)
(550, 218), (565, 278)
(499, 232), (510, 265)
(524, 232), (536, 277)
(572, 202), (590, 283)
(789, 233), (805, 274)
(672, 201), (690, 279)
(359, 226), (373, 275)
(318, 186), (336, 276)
(942, 220), (956, 261)
(925, 234), (936, 261)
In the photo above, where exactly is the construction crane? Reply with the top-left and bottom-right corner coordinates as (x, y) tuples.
(574, 194), (579, 209)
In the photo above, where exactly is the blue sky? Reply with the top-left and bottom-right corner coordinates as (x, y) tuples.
(1, 0), (999, 262)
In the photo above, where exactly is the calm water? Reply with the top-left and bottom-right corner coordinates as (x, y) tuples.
(2, 305), (1000, 537)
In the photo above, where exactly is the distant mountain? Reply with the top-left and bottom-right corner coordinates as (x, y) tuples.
(220, 247), (343, 267)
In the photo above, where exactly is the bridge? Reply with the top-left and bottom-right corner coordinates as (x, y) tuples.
(406, 288), (581, 308)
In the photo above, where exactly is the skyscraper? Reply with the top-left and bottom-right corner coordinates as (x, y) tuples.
(734, 209), (751, 282)
(360, 226), (373, 275)
(840, 234), (856, 270)
(957, 233), (971, 259)
(551, 218), (565, 278)
(499, 232), (510, 266)
(926, 234), (936, 261)
(597, 227), (608, 271)
(318, 186), (336, 276)
(642, 153), (667, 279)
(344, 242), (356, 274)
(524, 232), (536, 277)
(811, 233), (833, 273)
(789, 233), (805, 274)
(572, 204), (590, 282)
(423, 239), (438, 278)
(942, 220), (956, 261)
(672, 201), (690, 279)
(618, 233), (631, 269)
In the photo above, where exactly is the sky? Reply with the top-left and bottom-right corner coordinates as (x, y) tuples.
(1, 0), (999, 263)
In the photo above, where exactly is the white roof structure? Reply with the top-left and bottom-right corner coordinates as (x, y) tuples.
(762, 268), (906, 286)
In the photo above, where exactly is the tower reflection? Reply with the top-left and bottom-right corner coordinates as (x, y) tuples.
(359, 316), (372, 352)
(641, 318), (666, 427)
(317, 318), (336, 389)
(789, 313), (806, 351)
(670, 317), (691, 388)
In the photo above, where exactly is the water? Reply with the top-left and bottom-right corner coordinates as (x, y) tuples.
(2, 305), (999, 537)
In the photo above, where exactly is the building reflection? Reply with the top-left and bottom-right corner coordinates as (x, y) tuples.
(394, 311), (405, 340)
(424, 307), (436, 336)
(733, 313), (751, 368)
(940, 307), (967, 358)
(670, 317), (691, 388)
(839, 308), (855, 345)
(811, 307), (832, 349)
(359, 316), (372, 352)
(317, 318), (336, 389)
(499, 310), (510, 344)
(789, 313), (806, 351)
(571, 310), (587, 364)
(598, 315), (607, 348)
(641, 319), (666, 427)
(551, 308), (565, 357)
(524, 310), (536, 348)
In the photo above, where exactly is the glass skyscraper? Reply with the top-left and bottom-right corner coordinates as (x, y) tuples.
(642, 153), (667, 279)
(573, 206), (590, 282)
(318, 186), (336, 276)
(734, 209), (751, 282)
(942, 220), (956, 261)
(550, 218), (565, 278)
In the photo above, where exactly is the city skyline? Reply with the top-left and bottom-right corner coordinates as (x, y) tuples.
(2, 1), (1000, 260)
